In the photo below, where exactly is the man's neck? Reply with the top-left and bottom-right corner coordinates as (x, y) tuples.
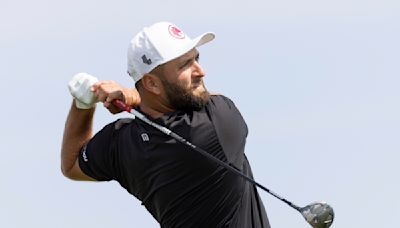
(138, 94), (175, 119)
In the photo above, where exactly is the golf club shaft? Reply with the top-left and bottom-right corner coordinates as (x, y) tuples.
(112, 100), (302, 212)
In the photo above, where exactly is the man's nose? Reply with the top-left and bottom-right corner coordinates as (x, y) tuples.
(192, 61), (205, 78)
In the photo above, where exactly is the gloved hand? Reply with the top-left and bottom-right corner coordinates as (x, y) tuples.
(68, 72), (99, 109)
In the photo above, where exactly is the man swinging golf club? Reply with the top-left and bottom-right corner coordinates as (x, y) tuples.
(62, 21), (271, 227)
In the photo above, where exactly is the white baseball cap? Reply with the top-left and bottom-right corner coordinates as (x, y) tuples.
(127, 21), (215, 82)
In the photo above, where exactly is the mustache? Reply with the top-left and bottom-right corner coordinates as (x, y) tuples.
(192, 78), (202, 83)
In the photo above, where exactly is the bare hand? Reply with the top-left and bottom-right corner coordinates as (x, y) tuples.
(91, 80), (140, 114)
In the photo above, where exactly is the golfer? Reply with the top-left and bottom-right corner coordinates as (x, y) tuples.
(61, 21), (271, 228)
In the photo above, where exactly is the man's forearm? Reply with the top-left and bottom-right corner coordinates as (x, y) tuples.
(61, 100), (95, 177)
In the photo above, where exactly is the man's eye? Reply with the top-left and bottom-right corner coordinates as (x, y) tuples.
(180, 60), (191, 69)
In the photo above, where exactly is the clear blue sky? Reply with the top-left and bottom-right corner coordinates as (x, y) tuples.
(1, 0), (399, 227)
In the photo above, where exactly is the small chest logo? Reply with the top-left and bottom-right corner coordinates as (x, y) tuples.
(141, 133), (150, 142)
(168, 25), (185, 39)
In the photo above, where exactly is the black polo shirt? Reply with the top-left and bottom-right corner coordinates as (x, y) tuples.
(79, 95), (270, 228)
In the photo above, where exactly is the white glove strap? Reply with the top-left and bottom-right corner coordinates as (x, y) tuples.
(75, 99), (96, 109)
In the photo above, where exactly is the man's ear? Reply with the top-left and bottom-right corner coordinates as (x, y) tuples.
(141, 73), (162, 95)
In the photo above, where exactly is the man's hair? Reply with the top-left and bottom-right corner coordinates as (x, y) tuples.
(135, 80), (142, 90)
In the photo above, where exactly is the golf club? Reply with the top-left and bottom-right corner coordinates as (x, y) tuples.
(112, 99), (334, 228)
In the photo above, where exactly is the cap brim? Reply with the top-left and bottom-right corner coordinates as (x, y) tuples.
(192, 32), (215, 48)
(158, 32), (215, 66)
(172, 32), (215, 61)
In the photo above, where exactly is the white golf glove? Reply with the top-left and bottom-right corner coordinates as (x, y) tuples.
(68, 72), (99, 109)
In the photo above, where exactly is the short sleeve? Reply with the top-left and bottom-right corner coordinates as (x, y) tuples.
(78, 122), (118, 181)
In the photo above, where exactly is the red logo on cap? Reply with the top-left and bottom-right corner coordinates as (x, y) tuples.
(168, 25), (185, 39)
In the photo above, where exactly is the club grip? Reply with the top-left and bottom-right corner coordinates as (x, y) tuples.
(112, 100), (131, 112)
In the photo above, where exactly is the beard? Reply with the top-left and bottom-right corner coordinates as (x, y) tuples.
(160, 77), (210, 111)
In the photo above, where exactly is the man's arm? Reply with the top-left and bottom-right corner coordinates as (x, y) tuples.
(63, 74), (140, 181)
(61, 100), (96, 181)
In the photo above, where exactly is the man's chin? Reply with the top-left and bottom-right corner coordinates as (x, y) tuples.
(163, 79), (210, 111)
(196, 90), (210, 103)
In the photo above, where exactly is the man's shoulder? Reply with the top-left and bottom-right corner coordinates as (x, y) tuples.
(96, 118), (137, 139)
(209, 94), (233, 103)
(114, 118), (135, 130)
(208, 94), (237, 110)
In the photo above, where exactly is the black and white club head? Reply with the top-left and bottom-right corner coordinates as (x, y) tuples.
(300, 202), (334, 228)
